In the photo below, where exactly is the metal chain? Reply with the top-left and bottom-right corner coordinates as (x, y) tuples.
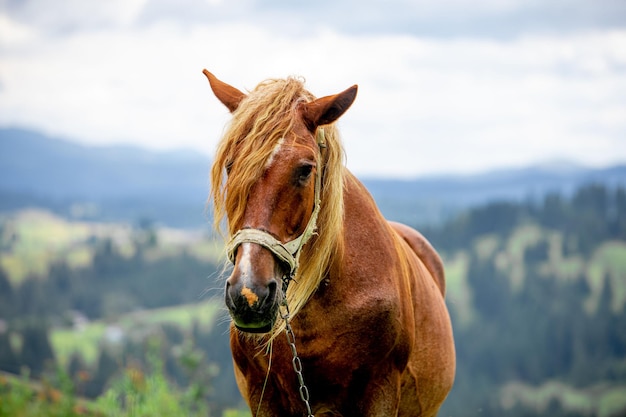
(280, 297), (314, 417)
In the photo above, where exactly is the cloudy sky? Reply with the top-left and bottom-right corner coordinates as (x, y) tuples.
(1, 0), (625, 178)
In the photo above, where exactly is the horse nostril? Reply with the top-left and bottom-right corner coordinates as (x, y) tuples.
(267, 279), (278, 301)
(225, 281), (235, 306)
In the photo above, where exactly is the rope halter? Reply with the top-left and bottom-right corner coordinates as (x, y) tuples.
(226, 128), (326, 289)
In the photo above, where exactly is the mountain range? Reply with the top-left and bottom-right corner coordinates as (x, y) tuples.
(1, 127), (625, 228)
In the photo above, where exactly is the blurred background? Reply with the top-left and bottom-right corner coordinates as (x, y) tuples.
(1, 0), (625, 416)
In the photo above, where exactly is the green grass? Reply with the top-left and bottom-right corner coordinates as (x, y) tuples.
(537, 231), (586, 281)
(51, 302), (221, 368)
(599, 387), (626, 417)
(502, 224), (543, 291)
(500, 380), (626, 417)
(442, 223), (626, 327)
(1, 209), (224, 285)
(0, 369), (105, 417)
(473, 234), (500, 261)
(443, 251), (474, 326)
(187, 239), (226, 265)
(117, 302), (221, 329)
(95, 360), (210, 417)
(51, 323), (107, 369)
(1, 210), (109, 284)
(586, 241), (626, 313)
(0, 357), (213, 417)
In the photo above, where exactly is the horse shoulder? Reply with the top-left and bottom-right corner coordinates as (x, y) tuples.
(387, 221), (446, 296)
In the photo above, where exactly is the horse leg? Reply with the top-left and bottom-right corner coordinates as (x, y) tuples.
(351, 368), (403, 417)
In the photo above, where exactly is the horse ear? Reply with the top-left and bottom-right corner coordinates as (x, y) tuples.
(202, 69), (246, 113)
(301, 85), (358, 131)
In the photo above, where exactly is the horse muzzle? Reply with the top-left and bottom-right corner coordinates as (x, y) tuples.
(225, 276), (280, 333)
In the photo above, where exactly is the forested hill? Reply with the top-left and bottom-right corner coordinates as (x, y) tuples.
(430, 184), (626, 417)
(1, 183), (625, 416)
(2, 127), (625, 227)
(0, 128), (211, 228)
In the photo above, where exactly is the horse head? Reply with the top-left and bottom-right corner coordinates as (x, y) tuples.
(204, 70), (357, 333)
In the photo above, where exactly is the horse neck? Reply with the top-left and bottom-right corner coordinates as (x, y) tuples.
(339, 171), (439, 310)
(328, 171), (400, 281)
(342, 171), (388, 232)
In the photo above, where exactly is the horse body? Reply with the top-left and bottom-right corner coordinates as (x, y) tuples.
(203, 70), (455, 416)
(230, 172), (454, 416)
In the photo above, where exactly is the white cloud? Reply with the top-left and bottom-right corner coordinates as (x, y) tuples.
(0, 10), (625, 177)
(0, 14), (36, 46)
(4, 0), (149, 31)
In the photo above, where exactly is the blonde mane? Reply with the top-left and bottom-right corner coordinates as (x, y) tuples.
(210, 77), (346, 336)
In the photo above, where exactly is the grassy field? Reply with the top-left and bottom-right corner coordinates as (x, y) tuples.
(442, 225), (626, 327)
(442, 251), (474, 325)
(0, 209), (225, 285)
(586, 241), (626, 313)
(500, 380), (626, 417)
(4, 208), (626, 417)
(1, 210), (84, 283)
(51, 301), (222, 368)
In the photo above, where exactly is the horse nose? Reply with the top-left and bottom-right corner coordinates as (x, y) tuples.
(225, 277), (279, 332)
(226, 278), (277, 308)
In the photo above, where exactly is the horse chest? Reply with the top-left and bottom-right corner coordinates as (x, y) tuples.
(295, 299), (404, 375)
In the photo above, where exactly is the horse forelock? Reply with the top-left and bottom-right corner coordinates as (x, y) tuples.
(211, 78), (306, 235)
(210, 77), (347, 338)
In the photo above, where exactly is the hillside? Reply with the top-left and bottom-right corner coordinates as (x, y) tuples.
(2, 127), (626, 416)
(0, 128), (211, 228)
(365, 162), (626, 225)
(430, 184), (626, 417)
(1, 183), (625, 417)
(2, 127), (625, 227)
(0, 128), (209, 200)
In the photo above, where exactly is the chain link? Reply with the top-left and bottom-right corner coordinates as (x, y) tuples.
(280, 299), (314, 417)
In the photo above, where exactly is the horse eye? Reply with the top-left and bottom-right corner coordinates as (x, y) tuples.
(295, 163), (314, 186)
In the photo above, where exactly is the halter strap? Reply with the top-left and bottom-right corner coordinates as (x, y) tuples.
(226, 128), (325, 282)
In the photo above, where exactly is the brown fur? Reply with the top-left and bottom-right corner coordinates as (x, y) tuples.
(388, 221), (447, 296)
(208, 73), (347, 334)
(203, 70), (455, 416)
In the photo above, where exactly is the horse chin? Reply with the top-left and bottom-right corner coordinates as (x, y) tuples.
(232, 316), (276, 334)
(234, 321), (275, 334)
(229, 305), (279, 334)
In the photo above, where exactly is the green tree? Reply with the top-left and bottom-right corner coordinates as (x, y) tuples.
(17, 321), (55, 378)
(0, 330), (19, 374)
(0, 268), (13, 318)
(85, 348), (118, 398)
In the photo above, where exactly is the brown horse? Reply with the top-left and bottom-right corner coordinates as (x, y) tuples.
(203, 69), (455, 417)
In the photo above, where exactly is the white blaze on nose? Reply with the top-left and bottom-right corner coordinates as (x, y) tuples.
(238, 242), (253, 278)
(238, 243), (259, 306)
(265, 137), (285, 169)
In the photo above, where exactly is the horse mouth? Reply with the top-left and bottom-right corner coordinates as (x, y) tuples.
(233, 320), (275, 334)
(227, 301), (279, 334)
(231, 313), (277, 334)
(225, 277), (281, 334)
